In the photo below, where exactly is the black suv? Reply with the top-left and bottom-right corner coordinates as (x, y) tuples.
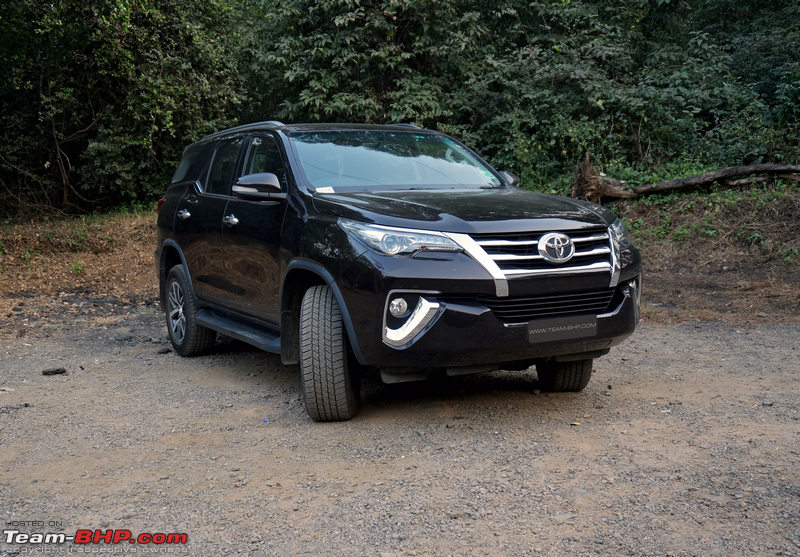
(155, 122), (641, 421)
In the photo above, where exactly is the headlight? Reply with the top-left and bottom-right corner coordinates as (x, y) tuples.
(609, 218), (631, 250)
(339, 219), (462, 256)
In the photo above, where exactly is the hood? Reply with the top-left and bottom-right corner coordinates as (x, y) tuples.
(311, 188), (615, 234)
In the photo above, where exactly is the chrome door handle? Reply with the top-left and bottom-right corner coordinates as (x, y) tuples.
(223, 214), (239, 227)
(177, 209), (191, 220)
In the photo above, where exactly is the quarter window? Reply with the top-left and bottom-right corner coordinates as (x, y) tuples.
(171, 143), (212, 184)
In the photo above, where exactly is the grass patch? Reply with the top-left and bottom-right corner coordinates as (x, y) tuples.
(613, 180), (800, 269)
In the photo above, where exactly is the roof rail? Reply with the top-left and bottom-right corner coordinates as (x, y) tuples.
(389, 122), (421, 129)
(199, 120), (286, 142)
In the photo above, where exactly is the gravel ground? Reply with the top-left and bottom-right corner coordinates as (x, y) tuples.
(1, 307), (799, 556)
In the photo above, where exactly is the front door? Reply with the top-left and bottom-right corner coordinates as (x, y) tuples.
(218, 135), (287, 324)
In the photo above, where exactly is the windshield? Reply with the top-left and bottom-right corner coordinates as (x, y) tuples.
(289, 131), (501, 191)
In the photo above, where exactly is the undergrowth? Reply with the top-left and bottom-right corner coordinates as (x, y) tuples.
(613, 179), (800, 267)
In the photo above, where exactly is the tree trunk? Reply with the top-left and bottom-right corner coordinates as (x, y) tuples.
(571, 153), (800, 204)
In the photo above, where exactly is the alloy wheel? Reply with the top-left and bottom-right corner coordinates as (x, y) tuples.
(168, 280), (186, 343)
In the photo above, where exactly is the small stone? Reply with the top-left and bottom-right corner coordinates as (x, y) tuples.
(42, 367), (67, 376)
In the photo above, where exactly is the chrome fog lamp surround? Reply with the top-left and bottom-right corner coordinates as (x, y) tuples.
(383, 291), (441, 348)
(629, 276), (642, 308)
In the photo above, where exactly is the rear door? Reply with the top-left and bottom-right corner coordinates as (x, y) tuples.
(173, 136), (244, 303)
(217, 134), (288, 323)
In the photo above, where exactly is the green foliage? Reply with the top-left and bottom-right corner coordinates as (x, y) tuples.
(1, 0), (799, 216)
(0, 0), (244, 216)
(245, 0), (799, 189)
(70, 258), (84, 275)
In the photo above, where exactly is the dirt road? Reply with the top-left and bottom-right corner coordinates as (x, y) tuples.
(1, 305), (799, 556)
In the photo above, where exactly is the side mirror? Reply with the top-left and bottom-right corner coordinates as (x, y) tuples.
(499, 170), (520, 188)
(232, 173), (286, 200)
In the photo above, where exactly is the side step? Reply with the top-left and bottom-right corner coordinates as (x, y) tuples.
(195, 309), (281, 354)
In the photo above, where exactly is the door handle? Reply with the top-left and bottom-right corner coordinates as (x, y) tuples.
(177, 209), (191, 220)
(223, 214), (239, 227)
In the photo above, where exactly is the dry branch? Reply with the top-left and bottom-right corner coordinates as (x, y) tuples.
(570, 153), (800, 204)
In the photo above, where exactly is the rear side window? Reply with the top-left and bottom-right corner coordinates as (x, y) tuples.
(206, 138), (243, 195)
(171, 143), (211, 184)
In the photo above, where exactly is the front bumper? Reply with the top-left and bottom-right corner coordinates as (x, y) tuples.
(336, 249), (641, 375)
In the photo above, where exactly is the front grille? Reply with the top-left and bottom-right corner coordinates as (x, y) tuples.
(444, 288), (617, 324)
(471, 229), (612, 279)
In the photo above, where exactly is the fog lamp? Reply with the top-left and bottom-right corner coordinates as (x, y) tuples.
(389, 297), (409, 318)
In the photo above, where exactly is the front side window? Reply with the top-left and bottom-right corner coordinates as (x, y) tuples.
(206, 138), (242, 195)
(288, 131), (501, 191)
(242, 136), (285, 185)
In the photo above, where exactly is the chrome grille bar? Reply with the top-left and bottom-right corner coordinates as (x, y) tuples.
(502, 261), (612, 277)
(467, 229), (614, 283)
(490, 246), (610, 262)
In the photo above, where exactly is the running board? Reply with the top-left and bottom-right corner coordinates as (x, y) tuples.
(195, 309), (281, 354)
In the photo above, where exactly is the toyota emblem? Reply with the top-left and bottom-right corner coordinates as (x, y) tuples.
(538, 232), (575, 263)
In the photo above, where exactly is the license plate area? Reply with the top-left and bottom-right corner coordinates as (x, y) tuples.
(528, 315), (598, 343)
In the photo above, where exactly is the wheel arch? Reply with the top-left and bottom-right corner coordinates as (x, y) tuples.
(280, 260), (364, 365)
(157, 240), (196, 308)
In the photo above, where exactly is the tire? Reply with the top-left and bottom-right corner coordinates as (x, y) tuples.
(536, 359), (593, 392)
(299, 285), (360, 421)
(164, 265), (216, 356)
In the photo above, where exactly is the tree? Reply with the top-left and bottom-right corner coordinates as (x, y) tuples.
(0, 0), (244, 216)
(1, 0), (798, 216)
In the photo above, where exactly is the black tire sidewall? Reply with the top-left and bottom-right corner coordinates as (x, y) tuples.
(299, 285), (360, 421)
(164, 265), (215, 356)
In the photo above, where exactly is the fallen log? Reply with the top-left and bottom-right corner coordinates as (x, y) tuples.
(570, 153), (800, 204)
